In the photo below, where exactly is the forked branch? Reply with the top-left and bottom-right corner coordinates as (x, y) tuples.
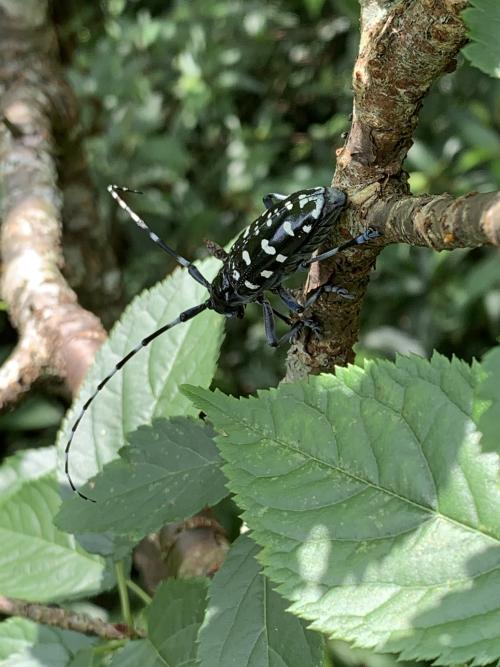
(286, 0), (490, 379)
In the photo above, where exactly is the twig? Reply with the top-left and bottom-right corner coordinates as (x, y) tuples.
(115, 561), (134, 631)
(368, 191), (500, 249)
(0, 596), (142, 640)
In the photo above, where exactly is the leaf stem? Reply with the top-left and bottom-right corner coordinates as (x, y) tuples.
(115, 561), (133, 630)
(92, 639), (128, 655)
(126, 578), (152, 605)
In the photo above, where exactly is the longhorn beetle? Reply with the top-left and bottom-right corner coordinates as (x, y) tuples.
(65, 185), (381, 501)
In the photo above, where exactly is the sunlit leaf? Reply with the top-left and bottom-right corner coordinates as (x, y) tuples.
(57, 258), (223, 493)
(198, 534), (325, 667)
(56, 418), (227, 538)
(186, 354), (500, 664)
(0, 470), (113, 602)
(0, 617), (96, 666)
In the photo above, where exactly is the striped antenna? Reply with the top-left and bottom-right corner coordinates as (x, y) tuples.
(108, 185), (211, 289)
(65, 301), (209, 501)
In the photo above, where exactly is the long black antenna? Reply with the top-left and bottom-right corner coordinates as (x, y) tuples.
(65, 301), (209, 502)
(108, 185), (211, 289)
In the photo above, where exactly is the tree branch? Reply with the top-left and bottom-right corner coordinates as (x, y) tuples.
(0, 1), (107, 408)
(286, 0), (475, 379)
(369, 191), (500, 249)
(0, 596), (141, 640)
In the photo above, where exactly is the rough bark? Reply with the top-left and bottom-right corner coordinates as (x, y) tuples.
(286, 0), (483, 380)
(0, 596), (141, 640)
(0, 1), (107, 406)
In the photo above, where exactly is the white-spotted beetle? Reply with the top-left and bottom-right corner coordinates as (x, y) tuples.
(65, 185), (380, 500)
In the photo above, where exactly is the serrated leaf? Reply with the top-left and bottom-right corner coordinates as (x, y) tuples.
(57, 258), (223, 492)
(0, 474), (112, 602)
(186, 354), (500, 665)
(198, 534), (324, 667)
(56, 418), (227, 538)
(478, 345), (500, 454)
(462, 0), (500, 78)
(0, 618), (95, 666)
(108, 578), (207, 667)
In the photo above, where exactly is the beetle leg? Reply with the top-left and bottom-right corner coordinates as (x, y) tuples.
(260, 297), (279, 347)
(304, 284), (354, 309)
(259, 297), (321, 346)
(276, 286), (304, 314)
(301, 228), (382, 268)
(278, 318), (321, 345)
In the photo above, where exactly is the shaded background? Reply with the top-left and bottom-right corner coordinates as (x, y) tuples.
(0, 0), (499, 659)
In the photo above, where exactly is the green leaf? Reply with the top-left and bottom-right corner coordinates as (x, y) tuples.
(198, 534), (325, 667)
(303, 0), (325, 19)
(56, 418), (227, 538)
(186, 354), (500, 664)
(478, 345), (500, 454)
(57, 258), (223, 494)
(329, 639), (424, 667)
(107, 640), (157, 667)
(109, 578), (207, 667)
(0, 617), (95, 666)
(0, 472), (112, 602)
(462, 0), (500, 79)
(68, 648), (99, 667)
(0, 396), (63, 432)
(0, 447), (57, 502)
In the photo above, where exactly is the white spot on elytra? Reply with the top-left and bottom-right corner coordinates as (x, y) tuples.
(243, 226), (250, 238)
(285, 201), (293, 210)
(266, 217), (273, 227)
(276, 253), (287, 263)
(261, 270), (273, 278)
(302, 224), (312, 233)
(261, 239), (276, 255)
(298, 194), (310, 209)
(232, 269), (240, 280)
(311, 196), (323, 219)
(242, 250), (251, 265)
(244, 280), (259, 290)
(283, 221), (294, 237)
